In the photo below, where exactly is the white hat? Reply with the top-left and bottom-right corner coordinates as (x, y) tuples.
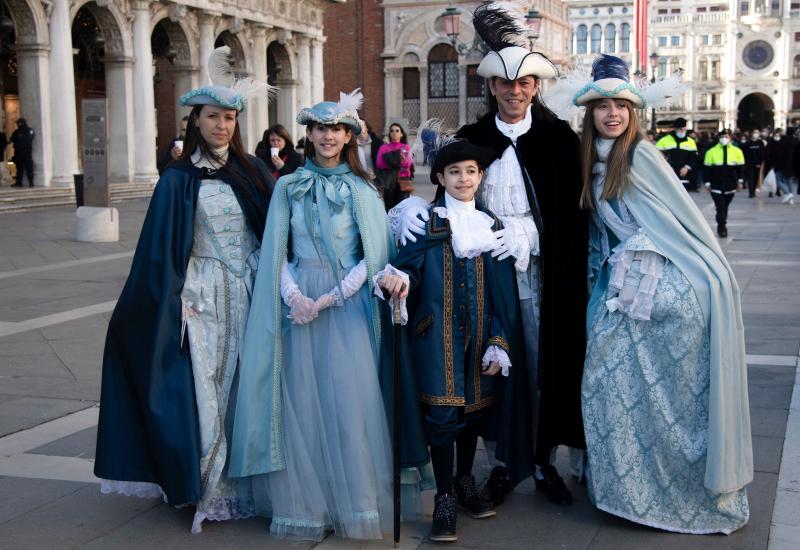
(476, 46), (558, 80)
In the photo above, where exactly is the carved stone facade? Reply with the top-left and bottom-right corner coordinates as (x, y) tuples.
(1, 0), (331, 187)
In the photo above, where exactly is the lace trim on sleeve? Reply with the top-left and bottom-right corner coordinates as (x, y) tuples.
(481, 345), (512, 377)
(372, 264), (410, 325)
(605, 230), (666, 321)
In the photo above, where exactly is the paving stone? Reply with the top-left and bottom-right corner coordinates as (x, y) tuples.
(0, 477), (87, 525)
(0, 397), (93, 437)
(28, 426), (97, 460)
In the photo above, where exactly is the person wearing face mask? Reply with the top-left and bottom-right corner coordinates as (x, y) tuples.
(704, 129), (744, 237)
(742, 129), (766, 198)
(764, 128), (797, 204)
(656, 117), (700, 191)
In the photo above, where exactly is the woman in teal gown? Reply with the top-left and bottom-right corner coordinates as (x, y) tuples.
(568, 56), (752, 534)
(229, 92), (400, 541)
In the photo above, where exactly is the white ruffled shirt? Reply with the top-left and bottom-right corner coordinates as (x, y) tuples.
(191, 145), (229, 170)
(375, 192), (511, 375)
(477, 107), (540, 286)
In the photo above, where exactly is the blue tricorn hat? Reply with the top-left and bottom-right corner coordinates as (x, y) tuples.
(296, 89), (364, 135)
(573, 54), (644, 108)
(180, 84), (246, 112)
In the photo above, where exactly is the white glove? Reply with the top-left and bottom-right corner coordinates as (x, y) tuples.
(285, 288), (318, 325)
(314, 291), (338, 314)
(491, 228), (513, 261)
(280, 259), (318, 325)
(388, 196), (429, 246)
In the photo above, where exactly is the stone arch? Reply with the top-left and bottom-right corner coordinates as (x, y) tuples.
(150, 8), (196, 68)
(267, 40), (294, 82)
(3, 0), (48, 45)
(395, 10), (479, 64)
(71, 0), (132, 58)
(216, 30), (248, 76)
(737, 92), (774, 131)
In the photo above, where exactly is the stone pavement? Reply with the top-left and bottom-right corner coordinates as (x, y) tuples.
(0, 186), (798, 550)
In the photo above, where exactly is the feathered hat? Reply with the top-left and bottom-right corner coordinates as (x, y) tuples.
(544, 54), (687, 120)
(411, 119), (494, 185)
(473, 1), (558, 80)
(179, 47), (276, 112)
(296, 89), (364, 135)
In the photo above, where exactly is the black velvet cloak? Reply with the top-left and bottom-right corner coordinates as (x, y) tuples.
(94, 156), (273, 505)
(457, 110), (589, 459)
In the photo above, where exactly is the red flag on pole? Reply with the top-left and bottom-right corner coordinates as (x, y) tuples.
(636, 0), (649, 72)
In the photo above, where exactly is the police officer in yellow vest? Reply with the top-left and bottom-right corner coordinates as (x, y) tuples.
(656, 117), (700, 191)
(704, 129), (744, 238)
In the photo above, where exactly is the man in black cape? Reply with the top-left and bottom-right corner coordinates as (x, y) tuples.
(391, 1), (587, 506)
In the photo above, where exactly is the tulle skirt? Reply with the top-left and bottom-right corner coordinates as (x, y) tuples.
(255, 259), (393, 541)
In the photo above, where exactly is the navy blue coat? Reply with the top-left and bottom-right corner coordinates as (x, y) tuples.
(94, 157), (272, 505)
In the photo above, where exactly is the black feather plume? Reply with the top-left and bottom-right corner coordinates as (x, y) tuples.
(472, 2), (526, 52)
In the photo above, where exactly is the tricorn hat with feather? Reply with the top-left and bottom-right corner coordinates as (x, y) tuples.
(179, 46), (276, 112)
(473, 1), (558, 81)
(296, 89), (365, 135)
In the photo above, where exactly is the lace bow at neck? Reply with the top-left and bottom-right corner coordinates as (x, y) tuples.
(433, 193), (498, 259)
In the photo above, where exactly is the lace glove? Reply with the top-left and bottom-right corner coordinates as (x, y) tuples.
(388, 196), (429, 246)
(481, 345), (511, 377)
(316, 260), (368, 313)
(372, 264), (410, 325)
(280, 260), (318, 325)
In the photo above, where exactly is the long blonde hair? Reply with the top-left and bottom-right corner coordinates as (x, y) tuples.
(579, 99), (643, 210)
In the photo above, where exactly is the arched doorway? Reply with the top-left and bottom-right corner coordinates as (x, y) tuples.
(267, 41), (293, 135)
(427, 43), (459, 130)
(0, 1), (17, 164)
(737, 93), (774, 131)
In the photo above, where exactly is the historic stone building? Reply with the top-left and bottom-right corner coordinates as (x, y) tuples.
(565, 0), (800, 131)
(0, 0), (329, 188)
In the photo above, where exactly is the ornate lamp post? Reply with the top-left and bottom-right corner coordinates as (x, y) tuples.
(649, 51), (659, 132)
(441, 3), (481, 56)
(525, 6), (543, 50)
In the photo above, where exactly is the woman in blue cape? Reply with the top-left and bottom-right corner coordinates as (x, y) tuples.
(229, 91), (427, 541)
(551, 55), (752, 534)
(94, 47), (275, 532)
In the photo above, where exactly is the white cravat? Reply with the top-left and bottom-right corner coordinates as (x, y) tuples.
(495, 106), (532, 145)
(433, 192), (498, 259)
(191, 145), (229, 171)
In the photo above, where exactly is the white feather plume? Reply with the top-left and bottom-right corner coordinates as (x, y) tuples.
(208, 46), (235, 87)
(640, 71), (688, 110)
(410, 118), (461, 167)
(336, 88), (364, 116)
(232, 77), (279, 102)
(542, 65), (592, 121)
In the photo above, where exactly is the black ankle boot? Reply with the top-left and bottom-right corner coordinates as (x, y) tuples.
(480, 465), (511, 507)
(430, 492), (457, 543)
(454, 474), (496, 519)
(534, 465), (572, 505)
(717, 225), (728, 238)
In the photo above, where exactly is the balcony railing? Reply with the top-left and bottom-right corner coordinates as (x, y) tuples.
(652, 13), (729, 25)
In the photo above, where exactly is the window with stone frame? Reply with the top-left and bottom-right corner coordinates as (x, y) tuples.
(794, 55), (800, 79)
(621, 23), (631, 52)
(577, 25), (588, 54)
(605, 24), (616, 53)
(793, 91), (800, 110)
(428, 44), (458, 98)
(591, 24), (602, 53)
(698, 58), (708, 81)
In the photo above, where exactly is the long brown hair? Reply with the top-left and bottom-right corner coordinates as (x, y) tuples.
(303, 123), (373, 182)
(579, 98), (643, 210)
(180, 105), (270, 195)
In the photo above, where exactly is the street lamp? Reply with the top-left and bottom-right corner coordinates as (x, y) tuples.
(525, 6), (543, 50)
(441, 3), (480, 56)
(649, 51), (659, 132)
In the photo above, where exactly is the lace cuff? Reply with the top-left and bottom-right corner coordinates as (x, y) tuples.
(372, 263), (409, 325)
(606, 231), (666, 321)
(498, 215), (538, 272)
(482, 345), (512, 377)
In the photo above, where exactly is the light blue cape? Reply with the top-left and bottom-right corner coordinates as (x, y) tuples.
(624, 141), (752, 494)
(228, 161), (394, 477)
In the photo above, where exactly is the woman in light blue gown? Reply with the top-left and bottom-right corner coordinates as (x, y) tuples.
(229, 91), (400, 541)
(565, 55), (752, 534)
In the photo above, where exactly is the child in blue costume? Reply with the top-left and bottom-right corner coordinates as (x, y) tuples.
(553, 55), (751, 534)
(378, 138), (522, 543)
(229, 91), (411, 541)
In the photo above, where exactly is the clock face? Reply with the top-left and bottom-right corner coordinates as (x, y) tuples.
(742, 40), (774, 70)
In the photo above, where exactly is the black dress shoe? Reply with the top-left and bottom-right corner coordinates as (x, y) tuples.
(430, 493), (457, 543)
(717, 225), (728, 238)
(480, 465), (511, 507)
(534, 465), (572, 505)
(454, 474), (496, 519)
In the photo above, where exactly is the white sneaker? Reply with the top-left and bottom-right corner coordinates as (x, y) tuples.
(790, 198), (795, 205)
(781, 193), (794, 204)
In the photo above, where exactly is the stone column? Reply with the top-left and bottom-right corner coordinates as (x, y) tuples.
(15, 45), (52, 187)
(278, 79), (299, 142)
(419, 66), (429, 124)
(48, 0), (79, 186)
(104, 57), (136, 183)
(458, 64), (467, 127)
(198, 11), (218, 85)
(251, 25), (271, 141)
(310, 37), (325, 104)
(384, 66), (403, 124)
(296, 35), (312, 113)
(171, 64), (198, 132)
(131, 1), (158, 182)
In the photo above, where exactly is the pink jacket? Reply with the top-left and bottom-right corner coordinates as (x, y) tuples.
(376, 142), (413, 179)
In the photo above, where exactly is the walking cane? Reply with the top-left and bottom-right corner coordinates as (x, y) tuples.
(392, 295), (402, 548)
